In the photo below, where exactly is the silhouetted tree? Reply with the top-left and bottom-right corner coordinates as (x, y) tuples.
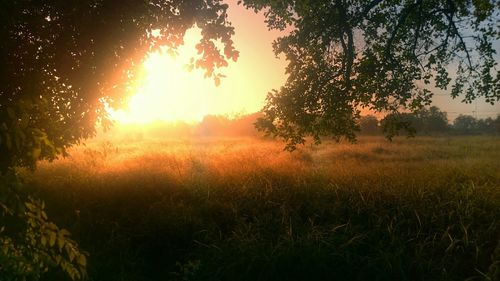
(495, 115), (500, 134)
(358, 115), (380, 135)
(476, 117), (494, 134)
(453, 115), (478, 134)
(380, 112), (419, 139)
(415, 106), (449, 134)
(196, 113), (262, 137)
(246, 0), (499, 149)
(379, 106), (449, 138)
(452, 114), (500, 135)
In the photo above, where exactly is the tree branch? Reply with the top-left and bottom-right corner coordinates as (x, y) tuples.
(444, 0), (473, 71)
(385, 0), (422, 60)
(335, 0), (354, 91)
(355, 0), (384, 24)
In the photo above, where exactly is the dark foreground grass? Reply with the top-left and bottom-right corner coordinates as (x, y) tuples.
(23, 136), (500, 281)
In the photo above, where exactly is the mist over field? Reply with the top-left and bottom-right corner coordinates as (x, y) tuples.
(21, 131), (500, 281)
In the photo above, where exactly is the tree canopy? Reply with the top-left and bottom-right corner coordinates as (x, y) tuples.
(245, 0), (499, 149)
(0, 0), (238, 172)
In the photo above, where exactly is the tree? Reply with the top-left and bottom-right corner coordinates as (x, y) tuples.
(0, 1), (239, 279)
(476, 116), (494, 133)
(245, 0), (499, 149)
(453, 114), (478, 134)
(0, 0), (238, 173)
(495, 115), (500, 133)
(379, 106), (449, 137)
(380, 112), (419, 139)
(358, 115), (380, 135)
(415, 106), (449, 134)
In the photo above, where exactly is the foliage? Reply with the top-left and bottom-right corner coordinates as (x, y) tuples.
(381, 106), (450, 138)
(452, 113), (500, 134)
(0, 173), (87, 281)
(453, 114), (480, 134)
(358, 115), (380, 135)
(416, 106), (449, 133)
(0, 0), (238, 172)
(244, 0), (500, 149)
(380, 112), (419, 139)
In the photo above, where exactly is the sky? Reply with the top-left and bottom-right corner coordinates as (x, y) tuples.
(113, 0), (499, 124)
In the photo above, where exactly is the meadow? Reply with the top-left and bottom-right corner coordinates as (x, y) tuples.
(22, 135), (500, 281)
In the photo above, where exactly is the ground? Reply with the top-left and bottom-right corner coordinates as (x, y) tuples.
(22, 135), (500, 281)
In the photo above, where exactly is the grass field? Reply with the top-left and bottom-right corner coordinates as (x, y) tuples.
(22, 135), (500, 281)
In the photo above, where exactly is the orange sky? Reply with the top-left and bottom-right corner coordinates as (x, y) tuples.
(112, 0), (499, 124)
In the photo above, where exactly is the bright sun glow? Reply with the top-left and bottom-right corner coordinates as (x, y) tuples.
(108, 19), (289, 125)
(110, 30), (219, 124)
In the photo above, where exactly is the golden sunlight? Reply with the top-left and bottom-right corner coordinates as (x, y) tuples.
(110, 30), (214, 124)
(109, 4), (289, 125)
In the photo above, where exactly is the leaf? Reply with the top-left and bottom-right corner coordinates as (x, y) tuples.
(49, 231), (57, 247)
(77, 254), (86, 267)
(57, 237), (65, 252)
(25, 202), (36, 211)
(66, 244), (76, 262)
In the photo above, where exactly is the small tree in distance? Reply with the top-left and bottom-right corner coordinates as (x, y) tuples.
(379, 106), (449, 138)
(358, 115), (381, 135)
(453, 115), (479, 134)
(417, 106), (449, 134)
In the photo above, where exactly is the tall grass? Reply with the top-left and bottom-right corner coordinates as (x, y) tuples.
(22, 136), (500, 281)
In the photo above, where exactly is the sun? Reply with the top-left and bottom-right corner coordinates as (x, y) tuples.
(111, 53), (210, 124)
(109, 30), (217, 124)
(107, 22), (288, 126)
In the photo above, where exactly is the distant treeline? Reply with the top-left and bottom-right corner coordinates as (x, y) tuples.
(195, 112), (263, 137)
(360, 106), (500, 136)
(106, 112), (264, 140)
(106, 108), (498, 141)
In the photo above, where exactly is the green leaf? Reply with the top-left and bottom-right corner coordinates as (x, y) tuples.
(77, 254), (86, 267)
(49, 231), (57, 247)
(57, 237), (65, 252)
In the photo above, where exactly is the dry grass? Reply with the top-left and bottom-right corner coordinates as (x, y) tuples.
(22, 135), (500, 281)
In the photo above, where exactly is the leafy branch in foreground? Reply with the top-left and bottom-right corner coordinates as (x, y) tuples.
(1, 172), (87, 281)
(243, 0), (499, 149)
